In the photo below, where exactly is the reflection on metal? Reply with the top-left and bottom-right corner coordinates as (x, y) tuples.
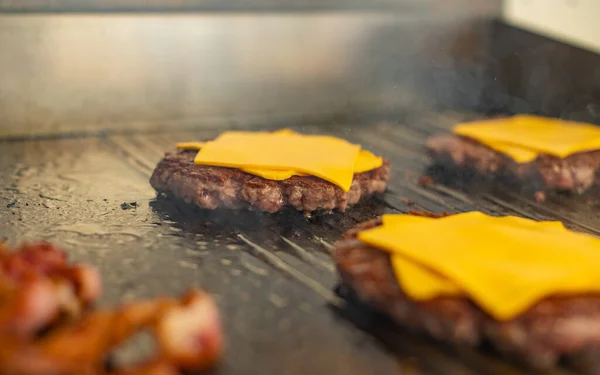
(237, 233), (343, 307)
(0, 0), (501, 13)
(0, 12), (496, 135)
(280, 236), (335, 272)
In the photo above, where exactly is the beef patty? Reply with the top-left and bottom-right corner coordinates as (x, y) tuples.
(333, 216), (600, 369)
(150, 150), (390, 214)
(426, 133), (600, 201)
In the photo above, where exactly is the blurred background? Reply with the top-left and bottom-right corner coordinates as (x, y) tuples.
(0, 0), (598, 136)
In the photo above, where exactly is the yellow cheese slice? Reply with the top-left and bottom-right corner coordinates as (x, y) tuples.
(379, 213), (567, 301)
(452, 115), (600, 163)
(195, 133), (360, 191)
(239, 168), (304, 180)
(176, 130), (383, 190)
(176, 141), (206, 150)
(175, 129), (298, 151)
(381, 213), (462, 299)
(475, 142), (538, 164)
(392, 256), (461, 299)
(354, 150), (383, 173)
(177, 141), (303, 180)
(358, 212), (600, 320)
(239, 149), (381, 180)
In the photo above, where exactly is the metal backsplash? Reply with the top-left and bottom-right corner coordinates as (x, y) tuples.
(0, 0), (499, 13)
(481, 20), (600, 125)
(0, 10), (498, 136)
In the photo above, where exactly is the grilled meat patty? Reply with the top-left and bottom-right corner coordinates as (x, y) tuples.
(426, 134), (600, 201)
(150, 150), (390, 213)
(334, 217), (600, 369)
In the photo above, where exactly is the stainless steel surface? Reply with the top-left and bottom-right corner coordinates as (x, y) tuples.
(0, 12), (496, 136)
(482, 21), (600, 124)
(0, 0), (501, 13)
(2, 112), (599, 374)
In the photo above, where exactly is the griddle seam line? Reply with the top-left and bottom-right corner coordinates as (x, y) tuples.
(236, 233), (343, 307)
(103, 137), (153, 178)
(109, 136), (156, 172)
(279, 236), (335, 273)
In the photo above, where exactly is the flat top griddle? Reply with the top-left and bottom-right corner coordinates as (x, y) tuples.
(2, 112), (599, 375)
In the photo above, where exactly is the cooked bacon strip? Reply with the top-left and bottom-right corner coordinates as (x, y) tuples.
(2, 243), (102, 305)
(0, 243), (222, 375)
(0, 290), (221, 375)
(0, 243), (102, 337)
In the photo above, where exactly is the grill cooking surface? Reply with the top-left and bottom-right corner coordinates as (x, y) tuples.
(2, 113), (599, 375)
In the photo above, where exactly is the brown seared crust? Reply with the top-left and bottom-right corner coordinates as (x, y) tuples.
(150, 150), (390, 214)
(426, 133), (600, 201)
(334, 217), (600, 369)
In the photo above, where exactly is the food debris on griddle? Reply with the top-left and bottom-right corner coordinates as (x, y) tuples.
(121, 202), (138, 210)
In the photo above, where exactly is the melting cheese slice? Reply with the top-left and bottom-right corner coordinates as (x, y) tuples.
(452, 115), (600, 163)
(358, 212), (600, 320)
(391, 256), (461, 299)
(176, 130), (383, 191)
(177, 141), (306, 180)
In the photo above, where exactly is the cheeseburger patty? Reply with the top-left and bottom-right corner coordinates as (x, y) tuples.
(426, 134), (600, 201)
(150, 150), (390, 214)
(334, 217), (600, 369)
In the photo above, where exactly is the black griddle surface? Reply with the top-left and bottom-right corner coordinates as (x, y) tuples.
(1, 113), (599, 375)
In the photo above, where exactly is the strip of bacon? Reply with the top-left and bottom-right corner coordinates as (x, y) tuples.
(0, 243), (222, 375)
